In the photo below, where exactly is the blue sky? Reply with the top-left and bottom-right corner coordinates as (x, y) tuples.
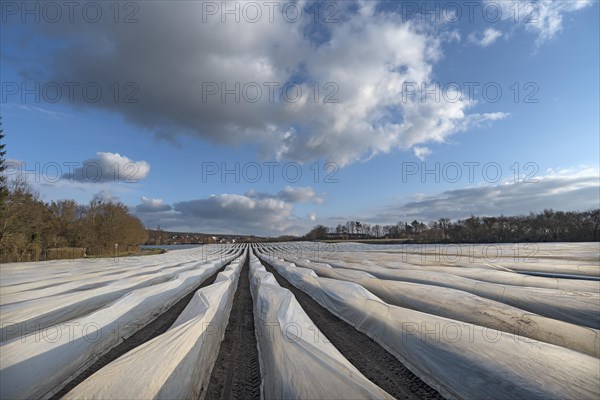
(1, 0), (599, 235)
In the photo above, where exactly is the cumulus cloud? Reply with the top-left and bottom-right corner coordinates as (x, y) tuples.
(17, 1), (509, 167)
(133, 186), (324, 235)
(170, 194), (296, 235)
(136, 196), (171, 213)
(62, 152), (150, 183)
(308, 212), (318, 222)
(369, 169), (600, 222)
(468, 28), (502, 47)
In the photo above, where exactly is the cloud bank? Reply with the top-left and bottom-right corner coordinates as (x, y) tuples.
(360, 168), (600, 224)
(133, 187), (323, 235)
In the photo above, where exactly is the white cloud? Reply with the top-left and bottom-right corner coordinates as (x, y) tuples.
(468, 28), (502, 47)
(24, 1), (508, 167)
(368, 168), (600, 222)
(442, 29), (461, 43)
(486, 0), (593, 45)
(136, 196), (171, 213)
(413, 146), (432, 160)
(277, 186), (325, 204)
(134, 186), (325, 235)
(545, 166), (600, 179)
(171, 194), (295, 235)
(62, 152), (150, 183)
(245, 186), (324, 204)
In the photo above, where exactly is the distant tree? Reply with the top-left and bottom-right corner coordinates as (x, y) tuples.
(47, 200), (79, 248)
(0, 117), (7, 196)
(0, 175), (47, 262)
(306, 225), (328, 240)
(373, 224), (381, 238)
(81, 200), (148, 254)
(588, 209), (600, 241)
(437, 218), (450, 240)
(387, 224), (400, 238)
(0, 118), (8, 247)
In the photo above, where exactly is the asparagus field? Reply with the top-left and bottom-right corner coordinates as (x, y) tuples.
(1, 242), (598, 399)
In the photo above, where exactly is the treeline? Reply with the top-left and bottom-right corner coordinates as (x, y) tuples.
(306, 209), (600, 243)
(0, 176), (148, 262)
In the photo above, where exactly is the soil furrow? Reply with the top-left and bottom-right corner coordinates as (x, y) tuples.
(205, 249), (261, 400)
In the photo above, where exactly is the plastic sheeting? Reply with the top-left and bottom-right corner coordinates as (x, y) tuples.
(259, 241), (600, 277)
(313, 255), (600, 293)
(289, 258), (600, 358)
(0, 245), (242, 293)
(0, 257), (235, 342)
(1, 246), (240, 340)
(256, 251), (600, 400)
(373, 263), (600, 293)
(2, 259), (205, 305)
(294, 256), (600, 329)
(0, 250), (242, 400)
(63, 253), (246, 399)
(0, 245), (242, 301)
(249, 255), (393, 400)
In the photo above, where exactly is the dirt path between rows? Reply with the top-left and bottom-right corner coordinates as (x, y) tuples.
(257, 252), (443, 400)
(52, 262), (229, 400)
(205, 250), (261, 400)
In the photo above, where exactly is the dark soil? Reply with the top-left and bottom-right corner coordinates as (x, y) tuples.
(205, 251), (261, 400)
